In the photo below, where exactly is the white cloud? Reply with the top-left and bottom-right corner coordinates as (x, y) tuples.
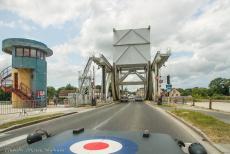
(0, 54), (11, 71)
(0, 0), (91, 27)
(1, 0), (230, 89)
(0, 20), (15, 28)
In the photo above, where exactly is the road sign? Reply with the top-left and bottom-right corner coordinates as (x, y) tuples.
(166, 84), (172, 92)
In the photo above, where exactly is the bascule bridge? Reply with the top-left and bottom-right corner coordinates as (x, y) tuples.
(79, 26), (170, 102)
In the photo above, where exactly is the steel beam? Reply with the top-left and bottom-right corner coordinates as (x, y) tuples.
(102, 65), (106, 99)
(120, 81), (145, 85)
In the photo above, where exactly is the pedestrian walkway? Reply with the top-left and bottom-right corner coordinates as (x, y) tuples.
(0, 106), (94, 126)
(177, 105), (230, 124)
(187, 101), (230, 113)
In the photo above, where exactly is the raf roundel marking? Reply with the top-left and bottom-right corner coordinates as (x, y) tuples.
(83, 142), (109, 150)
(69, 139), (123, 154)
(53, 136), (138, 154)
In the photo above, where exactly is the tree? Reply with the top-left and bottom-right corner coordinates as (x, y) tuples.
(65, 83), (76, 90)
(209, 78), (230, 95)
(0, 89), (11, 101)
(177, 88), (192, 96)
(47, 86), (56, 100)
(192, 87), (209, 98)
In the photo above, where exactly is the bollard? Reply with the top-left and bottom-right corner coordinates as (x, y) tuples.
(192, 98), (195, 106)
(209, 99), (212, 109)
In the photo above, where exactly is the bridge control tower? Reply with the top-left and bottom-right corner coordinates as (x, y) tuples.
(0, 38), (53, 107)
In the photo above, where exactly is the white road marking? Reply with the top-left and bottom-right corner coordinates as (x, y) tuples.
(93, 103), (130, 130)
(0, 134), (27, 148)
(0, 133), (10, 139)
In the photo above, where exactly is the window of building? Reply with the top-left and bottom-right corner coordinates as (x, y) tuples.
(16, 48), (23, 56)
(43, 53), (46, 60)
(36, 50), (41, 59)
(40, 52), (44, 59)
(23, 48), (30, 57)
(31, 48), (36, 57)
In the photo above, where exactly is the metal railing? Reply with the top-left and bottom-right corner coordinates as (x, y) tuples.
(0, 100), (47, 115)
(0, 66), (12, 81)
(19, 82), (32, 98)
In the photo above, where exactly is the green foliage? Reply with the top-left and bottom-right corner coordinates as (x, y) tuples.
(0, 89), (11, 101)
(65, 83), (76, 90)
(177, 88), (192, 96)
(177, 77), (230, 99)
(47, 86), (56, 100)
(172, 109), (230, 143)
(56, 84), (77, 98)
(192, 87), (210, 98)
(209, 77), (230, 95)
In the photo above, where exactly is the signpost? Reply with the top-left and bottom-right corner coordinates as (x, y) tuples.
(166, 84), (172, 92)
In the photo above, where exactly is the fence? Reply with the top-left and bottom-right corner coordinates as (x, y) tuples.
(162, 96), (193, 104)
(0, 99), (47, 115)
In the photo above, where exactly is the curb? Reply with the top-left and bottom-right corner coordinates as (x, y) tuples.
(0, 112), (78, 133)
(0, 102), (116, 133)
(166, 111), (224, 154)
(188, 104), (230, 114)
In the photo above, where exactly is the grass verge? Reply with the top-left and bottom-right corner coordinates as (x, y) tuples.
(171, 109), (230, 143)
(0, 113), (64, 129)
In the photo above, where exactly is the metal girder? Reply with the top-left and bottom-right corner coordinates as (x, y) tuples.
(79, 57), (93, 94)
(120, 81), (145, 85)
(92, 54), (112, 72)
(117, 63), (147, 70)
(134, 71), (146, 81)
(152, 51), (171, 71)
(121, 72), (145, 75)
(119, 71), (131, 83)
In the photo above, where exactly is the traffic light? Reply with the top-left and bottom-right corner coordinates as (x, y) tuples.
(167, 75), (170, 84)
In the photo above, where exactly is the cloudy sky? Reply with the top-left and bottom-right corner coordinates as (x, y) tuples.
(0, 0), (229, 89)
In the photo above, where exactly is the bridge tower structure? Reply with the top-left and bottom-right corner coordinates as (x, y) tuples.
(78, 26), (170, 102)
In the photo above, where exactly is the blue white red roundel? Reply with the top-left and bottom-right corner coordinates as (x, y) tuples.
(53, 136), (138, 154)
(69, 139), (122, 154)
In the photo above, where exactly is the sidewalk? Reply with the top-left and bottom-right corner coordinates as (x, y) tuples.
(187, 101), (230, 113)
(0, 104), (104, 126)
(176, 104), (230, 124)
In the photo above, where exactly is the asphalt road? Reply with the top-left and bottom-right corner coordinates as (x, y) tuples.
(0, 102), (197, 151)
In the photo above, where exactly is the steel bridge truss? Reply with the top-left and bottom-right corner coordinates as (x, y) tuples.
(79, 27), (171, 102)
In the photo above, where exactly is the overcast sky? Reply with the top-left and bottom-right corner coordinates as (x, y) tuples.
(0, 0), (229, 89)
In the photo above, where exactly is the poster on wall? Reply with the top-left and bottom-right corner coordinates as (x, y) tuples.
(36, 90), (45, 98)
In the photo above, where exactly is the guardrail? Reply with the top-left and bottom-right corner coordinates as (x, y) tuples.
(0, 100), (47, 115)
